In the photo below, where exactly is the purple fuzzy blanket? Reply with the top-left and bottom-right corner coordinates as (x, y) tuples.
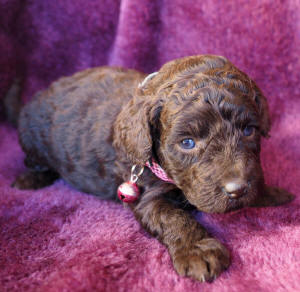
(1, 0), (299, 291)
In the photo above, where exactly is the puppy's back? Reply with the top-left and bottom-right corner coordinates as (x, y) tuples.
(18, 66), (144, 196)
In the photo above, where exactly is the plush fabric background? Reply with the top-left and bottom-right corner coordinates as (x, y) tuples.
(0, 0), (299, 291)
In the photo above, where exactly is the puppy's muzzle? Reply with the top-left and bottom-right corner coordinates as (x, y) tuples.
(222, 179), (248, 199)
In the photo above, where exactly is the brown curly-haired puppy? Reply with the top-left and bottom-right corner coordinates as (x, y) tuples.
(13, 55), (293, 282)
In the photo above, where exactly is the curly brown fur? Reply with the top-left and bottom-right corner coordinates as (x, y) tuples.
(13, 55), (294, 282)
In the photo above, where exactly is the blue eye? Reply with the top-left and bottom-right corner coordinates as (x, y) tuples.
(180, 138), (196, 149)
(243, 126), (255, 136)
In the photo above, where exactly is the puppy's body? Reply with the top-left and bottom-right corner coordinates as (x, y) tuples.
(18, 67), (145, 197)
(14, 55), (293, 282)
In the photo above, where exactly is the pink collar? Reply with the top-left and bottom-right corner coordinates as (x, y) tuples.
(145, 158), (175, 184)
(117, 159), (175, 203)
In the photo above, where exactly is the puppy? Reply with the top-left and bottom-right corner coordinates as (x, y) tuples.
(13, 55), (293, 282)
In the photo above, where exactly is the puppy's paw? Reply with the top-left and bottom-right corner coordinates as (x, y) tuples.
(252, 185), (295, 207)
(12, 172), (37, 189)
(267, 186), (294, 205)
(12, 170), (59, 190)
(172, 238), (230, 282)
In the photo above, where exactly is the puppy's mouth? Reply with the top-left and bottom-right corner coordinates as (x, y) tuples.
(185, 184), (258, 213)
(222, 185), (258, 212)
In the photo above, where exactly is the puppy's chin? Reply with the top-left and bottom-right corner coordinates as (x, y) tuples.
(185, 190), (258, 214)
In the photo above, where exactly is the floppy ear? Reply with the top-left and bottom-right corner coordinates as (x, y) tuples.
(113, 72), (161, 165)
(255, 90), (271, 137)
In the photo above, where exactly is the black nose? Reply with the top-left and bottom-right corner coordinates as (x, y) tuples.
(223, 179), (247, 199)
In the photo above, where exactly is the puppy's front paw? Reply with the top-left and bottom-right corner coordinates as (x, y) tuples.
(267, 186), (294, 205)
(171, 238), (230, 282)
(252, 185), (295, 207)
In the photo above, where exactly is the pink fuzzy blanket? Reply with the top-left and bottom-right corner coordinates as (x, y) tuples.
(0, 0), (299, 291)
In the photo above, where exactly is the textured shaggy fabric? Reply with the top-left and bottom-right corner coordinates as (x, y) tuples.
(0, 0), (300, 291)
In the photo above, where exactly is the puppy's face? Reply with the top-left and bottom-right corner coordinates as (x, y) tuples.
(157, 87), (264, 213)
(116, 55), (270, 213)
(150, 56), (270, 213)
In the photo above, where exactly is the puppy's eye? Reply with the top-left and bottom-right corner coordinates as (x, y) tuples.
(243, 125), (255, 136)
(180, 138), (196, 149)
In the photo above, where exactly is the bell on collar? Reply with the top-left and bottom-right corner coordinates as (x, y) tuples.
(117, 165), (144, 203)
(117, 181), (140, 203)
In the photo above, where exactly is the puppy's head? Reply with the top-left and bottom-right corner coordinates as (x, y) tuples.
(115, 55), (271, 213)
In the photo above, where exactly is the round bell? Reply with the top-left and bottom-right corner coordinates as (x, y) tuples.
(117, 181), (140, 203)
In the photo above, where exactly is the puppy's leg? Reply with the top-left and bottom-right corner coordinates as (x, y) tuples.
(12, 154), (59, 190)
(132, 185), (230, 282)
(251, 185), (294, 207)
(12, 169), (59, 190)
